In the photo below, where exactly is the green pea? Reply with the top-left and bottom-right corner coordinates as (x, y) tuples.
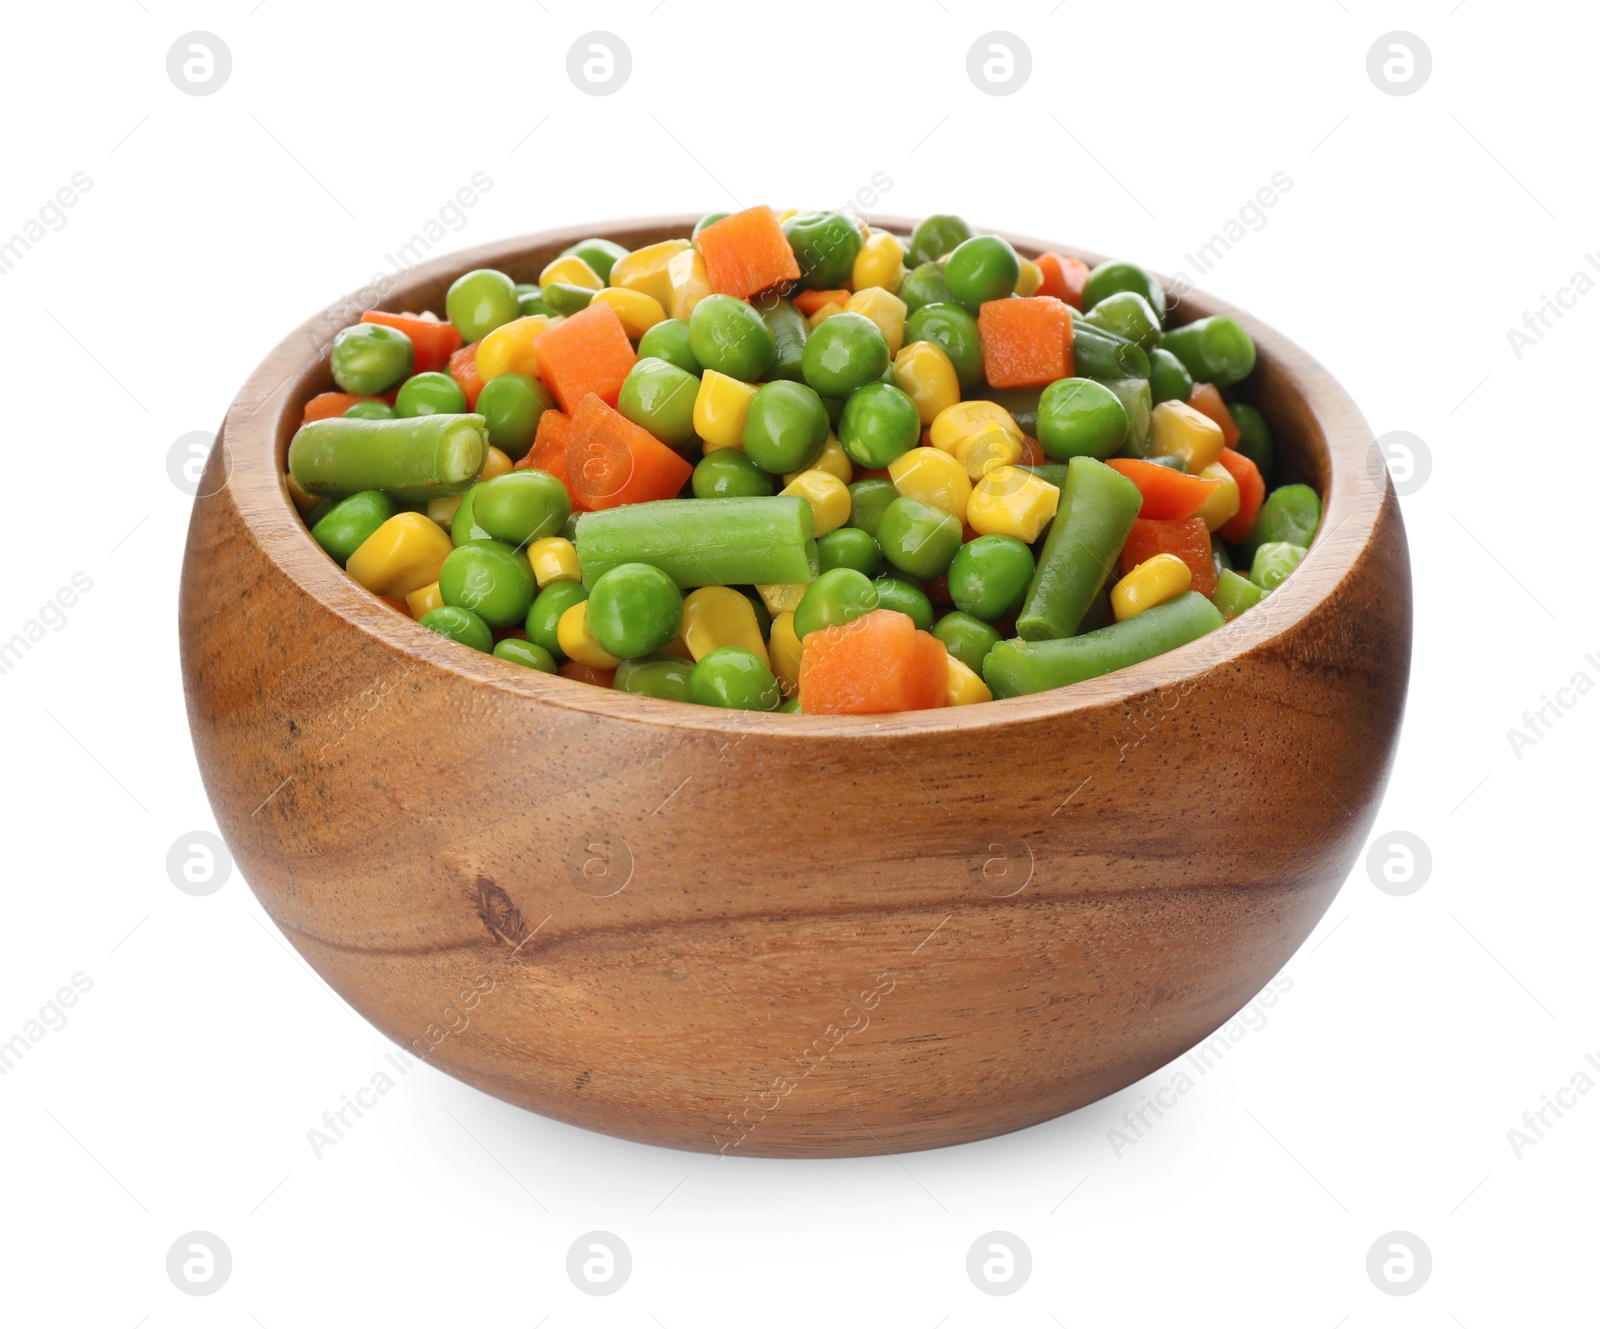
(476, 372), (549, 460)
(692, 450), (775, 499)
(343, 400), (395, 420)
(542, 282), (594, 317)
(692, 212), (730, 239)
(907, 214), (972, 267)
(1081, 260), (1168, 324)
(838, 382), (920, 468)
(777, 695), (802, 713)
(932, 611), (1002, 674)
(1083, 290), (1162, 352)
(1036, 378), (1129, 461)
(1250, 541), (1307, 592)
(903, 303), (983, 390)
(394, 371), (467, 418)
(493, 638), (557, 671)
(330, 323), (414, 396)
(637, 319), (701, 375)
(688, 646), (782, 711)
(871, 576), (934, 630)
(898, 262), (956, 314)
(526, 580), (586, 658)
(446, 268), (520, 343)
(801, 312), (890, 398)
(688, 294), (777, 382)
(311, 490), (394, 566)
(586, 562), (683, 659)
(817, 526), (883, 577)
(847, 478), (899, 539)
(1148, 348), (1194, 406)
(782, 210), (864, 289)
(878, 497), (962, 579)
(419, 605), (493, 653)
(619, 356), (700, 449)
(742, 381), (829, 474)
(515, 285), (547, 317)
(473, 470), (570, 547)
(451, 483), (493, 546)
(943, 235), (1020, 310)
(561, 237), (629, 284)
(439, 540), (536, 629)
(1211, 569), (1264, 620)
(1158, 315), (1256, 388)
(1240, 484), (1320, 563)
(794, 568), (878, 638)
(613, 653), (695, 701)
(948, 535), (1034, 621)
(1103, 379), (1153, 457)
(1229, 402), (1274, 475)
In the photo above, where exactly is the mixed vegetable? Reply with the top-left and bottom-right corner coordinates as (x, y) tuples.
(285, 207), (1320, 714)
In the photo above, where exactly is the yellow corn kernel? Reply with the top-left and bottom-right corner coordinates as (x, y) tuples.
(784, 434), (851, 487)
(946, 654), (992, 706)
(756, 582), (810, 615)
(887, 447), (972, 519)
(538, 254), (604, 290)
(557, 602), (622, 668)
(286, 473), (320, 515)
(694, 370), (760, 451)
(807, 301), (848, 330)
(476, 314), (551, 382)
(930, 400), (1023, 454)
(780, 469), (851, 536)
(852, 230), (906, 293)
(681, 587), (770, 666)
(769, 611), (804, 697)
(667, 247), (711, 322)
(1149, 400), (1226, 473)
(953, 425), (1023, 480)
(892, 340), (961, 426)
(427, 495), (463, 527)
(1112, 553), (1192, 621)
(591, 286), (667, 340)
(527, 536), (581, 586)
(346, 513), (454, 597)
(482, 445), (513, 481)
(844, 286), (908, 356)
(1014, 258), (1043, 297)
(610, 238), (692, 309)
(1195, 460), (1242, 532)
(405, 581), (445, 620)
(774, 208), (799, 224)
(966, 466), (1060, 542)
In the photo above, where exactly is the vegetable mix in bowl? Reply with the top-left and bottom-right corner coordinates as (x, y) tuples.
(285, 207), (1320, 714)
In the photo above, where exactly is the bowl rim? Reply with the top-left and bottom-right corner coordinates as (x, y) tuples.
(215, 213), (1385, 739)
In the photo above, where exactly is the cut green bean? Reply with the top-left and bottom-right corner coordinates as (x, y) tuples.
(1016, 457), (1143, 641)
(1212, 568), (1264, 620)
(1158, 315), (1257, 388)
(574, 496), (818, 589)
(288, 413), (487, 500)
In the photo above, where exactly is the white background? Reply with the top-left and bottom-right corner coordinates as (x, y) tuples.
(1, 0), (1595, 1322)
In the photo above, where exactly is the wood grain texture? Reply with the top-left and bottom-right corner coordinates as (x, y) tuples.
(179, 217), (1411, 1156)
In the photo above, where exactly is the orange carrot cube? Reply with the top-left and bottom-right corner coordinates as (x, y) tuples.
(532, 302), (638, 413)
(798, 609), (949, 714)
(694, 205), (802, 300)
(978, 296), (1075, 389)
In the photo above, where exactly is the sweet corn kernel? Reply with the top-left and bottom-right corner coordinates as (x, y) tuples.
(807, 301), (847, 330)
(694, 370), (760, 451)
(1149, 401), (1226, 473)
(1195, 461), (1241, 532)
(887, 447), (972, 519)
(892, 340), (961, 426)
(769, 611), (804, 697)
(346, 513), (454, 597)
(405, 581), (445, 620)
(427, 495), (463, 527)
(1112, 553), (1192, 621)
(557, 602), (622, 667)
(784, 433), (852, 486)
(527, 536), (581, 586)
(591, 286), (667, 339)
(610, 238), (691, 309)
(1014, 258), (1043, 297)
(756, 582), (810, 615)
(844, 286), (908, 356)
(774, 208), (799, 224)
(482, 445), (513, 481)
(953, 425), (1023, 480)
(477, 314), (551, 382)
(667, 247), (711, 322)
(538, 254), (604, 290)
(852, 230), (906, 293)
(781, 469), (851, 535)
(681, 587), (770, 666)
(965, 466), (1060, 542)
(946, 654), (992, 706)
(930, 400), (1023, 454)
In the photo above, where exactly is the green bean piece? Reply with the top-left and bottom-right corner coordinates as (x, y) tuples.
(1211, 568), (1264, 621)
(311, 490), (395, 565)
(754, 295), (809, 383)
(1016, 457), (1143, 641)
(574, 497), (818, 589)
(1069, 318), (1152, 382)
(288, 414), (487, 500)
(1103, 379), (1153, 457)
(1249, 541), (1308, 592)
(1148, 348), (1194, 406)
(1158, 316), (1257, 388)
(1083, 290), (1162, 351)
(1228, 402), (1274, 475)
(1238, 483), (1320, 563)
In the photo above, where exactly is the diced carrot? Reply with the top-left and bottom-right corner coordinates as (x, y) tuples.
(449, 342), (485, 410)
(361, 310), (462, 375)
(1215, 447), (1266, 544)
(533, 302), (638, 413)
(694, 205), (803, 300)
(376, 596), (409, 615)
(1188, 382), (1241, 448)
(1106, 458), (1223, 521)
(1035, 252), (1090, 310)
(798, 609), (949, 715)
(558, 660), (616, 688)
(855, 467), (892, 482)
(1118, 517), (1218, 597)
(513, 408), (576, 501)
(301, 391), (378, 424)
(978, 296), (1075, 389)
(793, 288), (852, 317)
(566, 393), (693, 511)
(1018, 434), (1046, 466)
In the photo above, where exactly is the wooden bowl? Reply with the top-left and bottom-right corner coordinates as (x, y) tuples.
(180, 217), (1410, 1157)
